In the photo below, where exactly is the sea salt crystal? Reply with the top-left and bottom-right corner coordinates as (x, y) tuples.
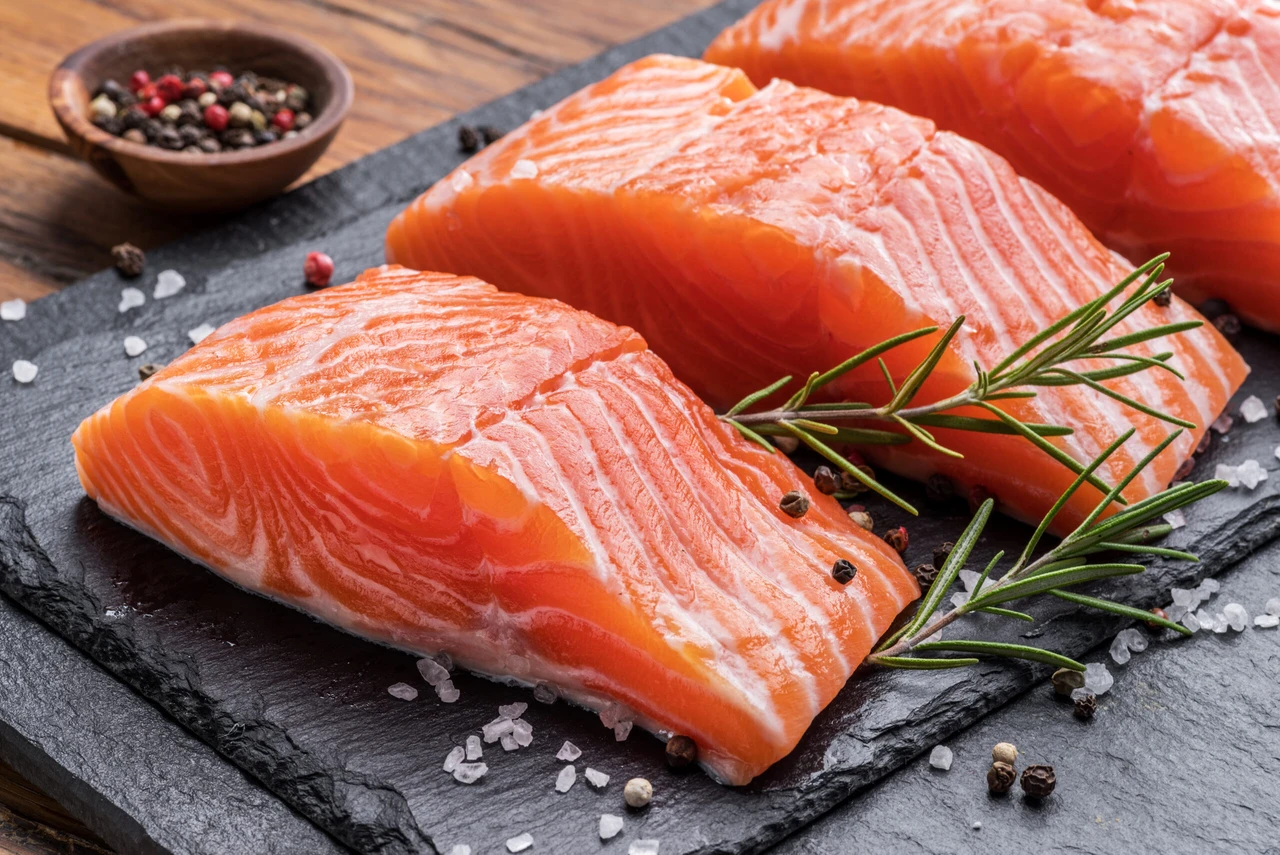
(443, 746), (465, 773)
(1254, 614), (1280, 628)
(555, 764), (577, 793)
(1163, 509), (1187, 530)
(154, 269), (186, 299)
(1182, 611), (1201, 632)
(1, 298), (26, 321)
(501, 734), (519, 752)
(118, 287), (145, 312)
(435, 680), (460, 703)
(533, 682), (558, 704)
(1265, 597), (1280, 616)
(1199, 578), (1221, 595)
(556, 741), (581, 762)
(483, 716), (514, 743)
(950, 590), (971, 609)
(434, 651), (453, 671)
(1276, 445), (1280, 463)
(450, 170), (474, 192)
(1084, 662), (1114, 695)
(958, 569), (983, 592)
(188, 323), (215, 344)
(599, 702), (628, 729)
(614, 720), (633, 742)
(599, 815), (624, 840)
(972, 821), (982, 831)
(465, 735), (483, 761)
(499, 702), (528, 719)
(12, 360), (37, 384)
(928, 745), (953, 771)
(388, 682), (418, 701)
(512, 718), (533, 747)
(1217, 460), (1269, 489)
(417, 657), (450, 685)
(450, 846), (471, 855)
(511, 159), (539, 179)
(506, 832), (533, 853)
(123, 335), (148, 357)
(452, 762), (488, 784)
(629, 841), (660, 855)
(584, 767), (609, 788)
(1212, 413), (1234, 434)
(1240, 395), (1268, 423)
(1167, 603), (1188, 623)
(1223, 602), (1250, 631)
(1108, 634), (1132, 666)
(1119, 627), (1149, 653)
(1170, 587), (1200, 609)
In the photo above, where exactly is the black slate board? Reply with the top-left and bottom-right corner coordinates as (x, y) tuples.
(776, 539), (1280, 855)
(1, 1), (1279, 852)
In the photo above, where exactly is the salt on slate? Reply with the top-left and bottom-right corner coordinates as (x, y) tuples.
(511, 159), (539, 179)
(1163, 509), (1187, 530)
(1084, 662), (1114, 695)
(123, 336), (148, 357)
(958, 569), (983, 592)
(416, 657), (450, 685)
(1240, 395), (1268, 423)
(450, 846), (471, 855)
(1211, 413), (1234, 434)
(950, 590), (970, 609)
(556, 741), (581, 762)
(599, 815), (624, 840)
(482, 716), (514, 743)
(614, 720), (633, 742)
(1182, 611), (1201, 632)
(443, 746), (465, 773)
(506, 832), (533, 853)
(928, 745), (953, 771)
(629, 841), (660, 855)
(12, 360), (37, 384)
(188, 323), (215, 345)
(118, 287), (145, 312)
(1216, 459), (1268, 489)
(501, 734), (519, 752)
(387, 682), (418, 701)
(1265, 597), (1280, 616)
(555, 764), (576, 793)
(533, 682), (558, 704)
(436, 679), (460, 703)
(1120, 627), (1149, 653)
(499, 702), (528, 719)
(1108, 634), (1132, 666)
(1, 298), (26, 321)
(153, 269), (186, 299)
(1223, 602), (1249, 631)
(512, 718), (533, 747)
(584, 767), (609, 789)
(452, 762), (487, 784)
(599, 702), (628, 729)
(465, 735), (482, 761)
(1254, 614), (1280, 628)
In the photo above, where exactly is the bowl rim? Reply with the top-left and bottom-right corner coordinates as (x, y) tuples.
(48, 17), (354, 167)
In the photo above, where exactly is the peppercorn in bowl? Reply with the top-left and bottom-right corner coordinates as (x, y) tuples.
(49, 19), (352, 212)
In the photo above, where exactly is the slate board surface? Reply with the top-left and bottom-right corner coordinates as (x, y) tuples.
(1, 1), (1279, 853)
(775, 539), (1280, 855)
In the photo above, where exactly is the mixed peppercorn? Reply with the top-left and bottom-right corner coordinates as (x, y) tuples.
(88, 67), (315, 153)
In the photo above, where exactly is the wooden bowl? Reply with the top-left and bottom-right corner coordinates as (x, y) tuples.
(49, 19), (353, 212)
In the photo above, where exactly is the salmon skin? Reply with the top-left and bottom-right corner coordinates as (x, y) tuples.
(386, 55), (1247, 534)
(71, 266), (918, 786)
(706, 0), (1280, 331)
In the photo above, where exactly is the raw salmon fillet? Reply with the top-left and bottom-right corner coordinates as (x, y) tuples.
(706, 0), (1280, 330)
(71, 266), (918, 786)
(385, 56), (1247, 534)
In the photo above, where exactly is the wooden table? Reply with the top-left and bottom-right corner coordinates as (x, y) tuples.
(0, 1), (715, 851)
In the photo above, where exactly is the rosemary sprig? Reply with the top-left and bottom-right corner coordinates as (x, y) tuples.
(865, 430), (1226, 671)
(719, 255), (1196, 513)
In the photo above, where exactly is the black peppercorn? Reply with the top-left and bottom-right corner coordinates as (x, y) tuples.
(968, 484), (995, 512)
(1214, 313), (1242, 336)
(221, 128), (256, 148)
(1153, 286), (1173, 307)
(986, 761), (1016, 795)
(155, 127), (183, 151)
(779, 490), (809, 519)
(932, 541), (954, 569)
(479, 125), (504, 144)
(111, 243), (145, 278)
(925, 473), (955, 504)
(458, 124), (480, 153)
(911, 563), (939, 589)
(831, 558), (857, 585)
(665, 735), (698, 770)
(813, 466), (840, 495)
(97, 79), (127, 101)
(1073, 691), (1097, 720)
(177, 99), (202, 126)
(198, 136), (222, 153)
(1020, 765), (1056, 799)
(121, 107), (147, 130)
(839, 465), (873, 494)
(883, 526), (909, 554)
(178, 124), (204, 147)
(254, 129), (279, 145)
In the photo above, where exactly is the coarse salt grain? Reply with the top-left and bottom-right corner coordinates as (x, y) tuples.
(599, 815), (624, 840)
(1163, 509), (1187, 530)
(928, 745), (953, 771)
(499, 702), (528, 719)
(451, 170), (474, 192)
(556, 741), (581, 762)
(450, 846), (471, 855)
(1254, 614), (1280, 628)
(188, 323), (215, 344)
(118, 287), (145, 312)
(443, 746), (464, 773)
(0, 298), (26, 321)
(1120, 627), (1149, 653)
(511, 159), (538, 179)
(436, 680), (460, 703)
(483, 716), (514, 743)
(501, 734), (518, 752)
(1266, 598), (1280, 616)
(417, 657), (450, 685)
(1241, 395), (1269, 423)
(1108, 633), (1132, 666)
(1084, 662), (1114, 695)
(614, 720), (633, 742)
(465, 735), (483, 761)
(505, 832), (533, 853)
(154, 269), (186, 299)
(1212, 413), (1234, 434)
(12, 360), (37, 384)
(387, 682), (418, 701)
(555, 764), (576, 793)
(958, 569), (983, 592)
(123, 336), (148, 357)
(533, 682), (558, 704)
(1223, 602), (1249, 631)
(584, 767), (609, 789)
(512, 718), (533, 747)
(599, 702), (627, 729)
(452, 762), (487, 784)
(950, 590), (970, 609)
(629, 841), (660, 855)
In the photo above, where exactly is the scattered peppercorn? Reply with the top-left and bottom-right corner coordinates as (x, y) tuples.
(779, 490), (810, 519)
(138, 362), (164, 381)
(623, 777), (653, 808)
(1213, 313), (1242, 337)
(925, 473), (955, 504)
(111, 242), (145, 278)
(294, 112), (313, 130)
(882, 525), (909, 554)
(831, 558), (857, 585)
(813, 465), (840, 495)
(1073, 691), (1097, 720)
(773, 436), (799, 454)
(840, 464), (874, 494)
(1146, 606), (1168, 630)
(968, 484), (995, 512)
(1020, 764), (1056, 799)
(933, 542), (954, 569)
(1050, 667), (1085, 698)
(458, 124), (481, 153)
(847, 506), (874, 532)
(479, 125), (504, 144)
(911, 563), (939, 589)
(304, 251), (335, 287)
(1173, 456), (1195, 481)
(665, 735), (698, 770)
(129, 70), (151, 93)
(1153, 286), (1172, 307)
(992, 742), (1018, 765)
(141, 95), (166, 118)
(122, 128), (147, 145)
(986, 761), (1016, 795)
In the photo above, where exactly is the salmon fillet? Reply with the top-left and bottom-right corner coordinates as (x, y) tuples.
(706, 0), (1280, 331)
(385, 55), (1247, 533)
(71, 266), (918, 786)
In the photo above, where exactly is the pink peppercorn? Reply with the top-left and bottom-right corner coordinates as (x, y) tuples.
(209, 70), (234, 89)
(304, 252), (334, 287)
(271, 108), (295, 131)
(155, 74), (184, 103)
(203, 104), (229, 132)
(128, 70), (151, 93)
(141, 96), (166, 117)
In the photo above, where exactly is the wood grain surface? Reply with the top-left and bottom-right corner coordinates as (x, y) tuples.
(0, 1), (717, 850)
